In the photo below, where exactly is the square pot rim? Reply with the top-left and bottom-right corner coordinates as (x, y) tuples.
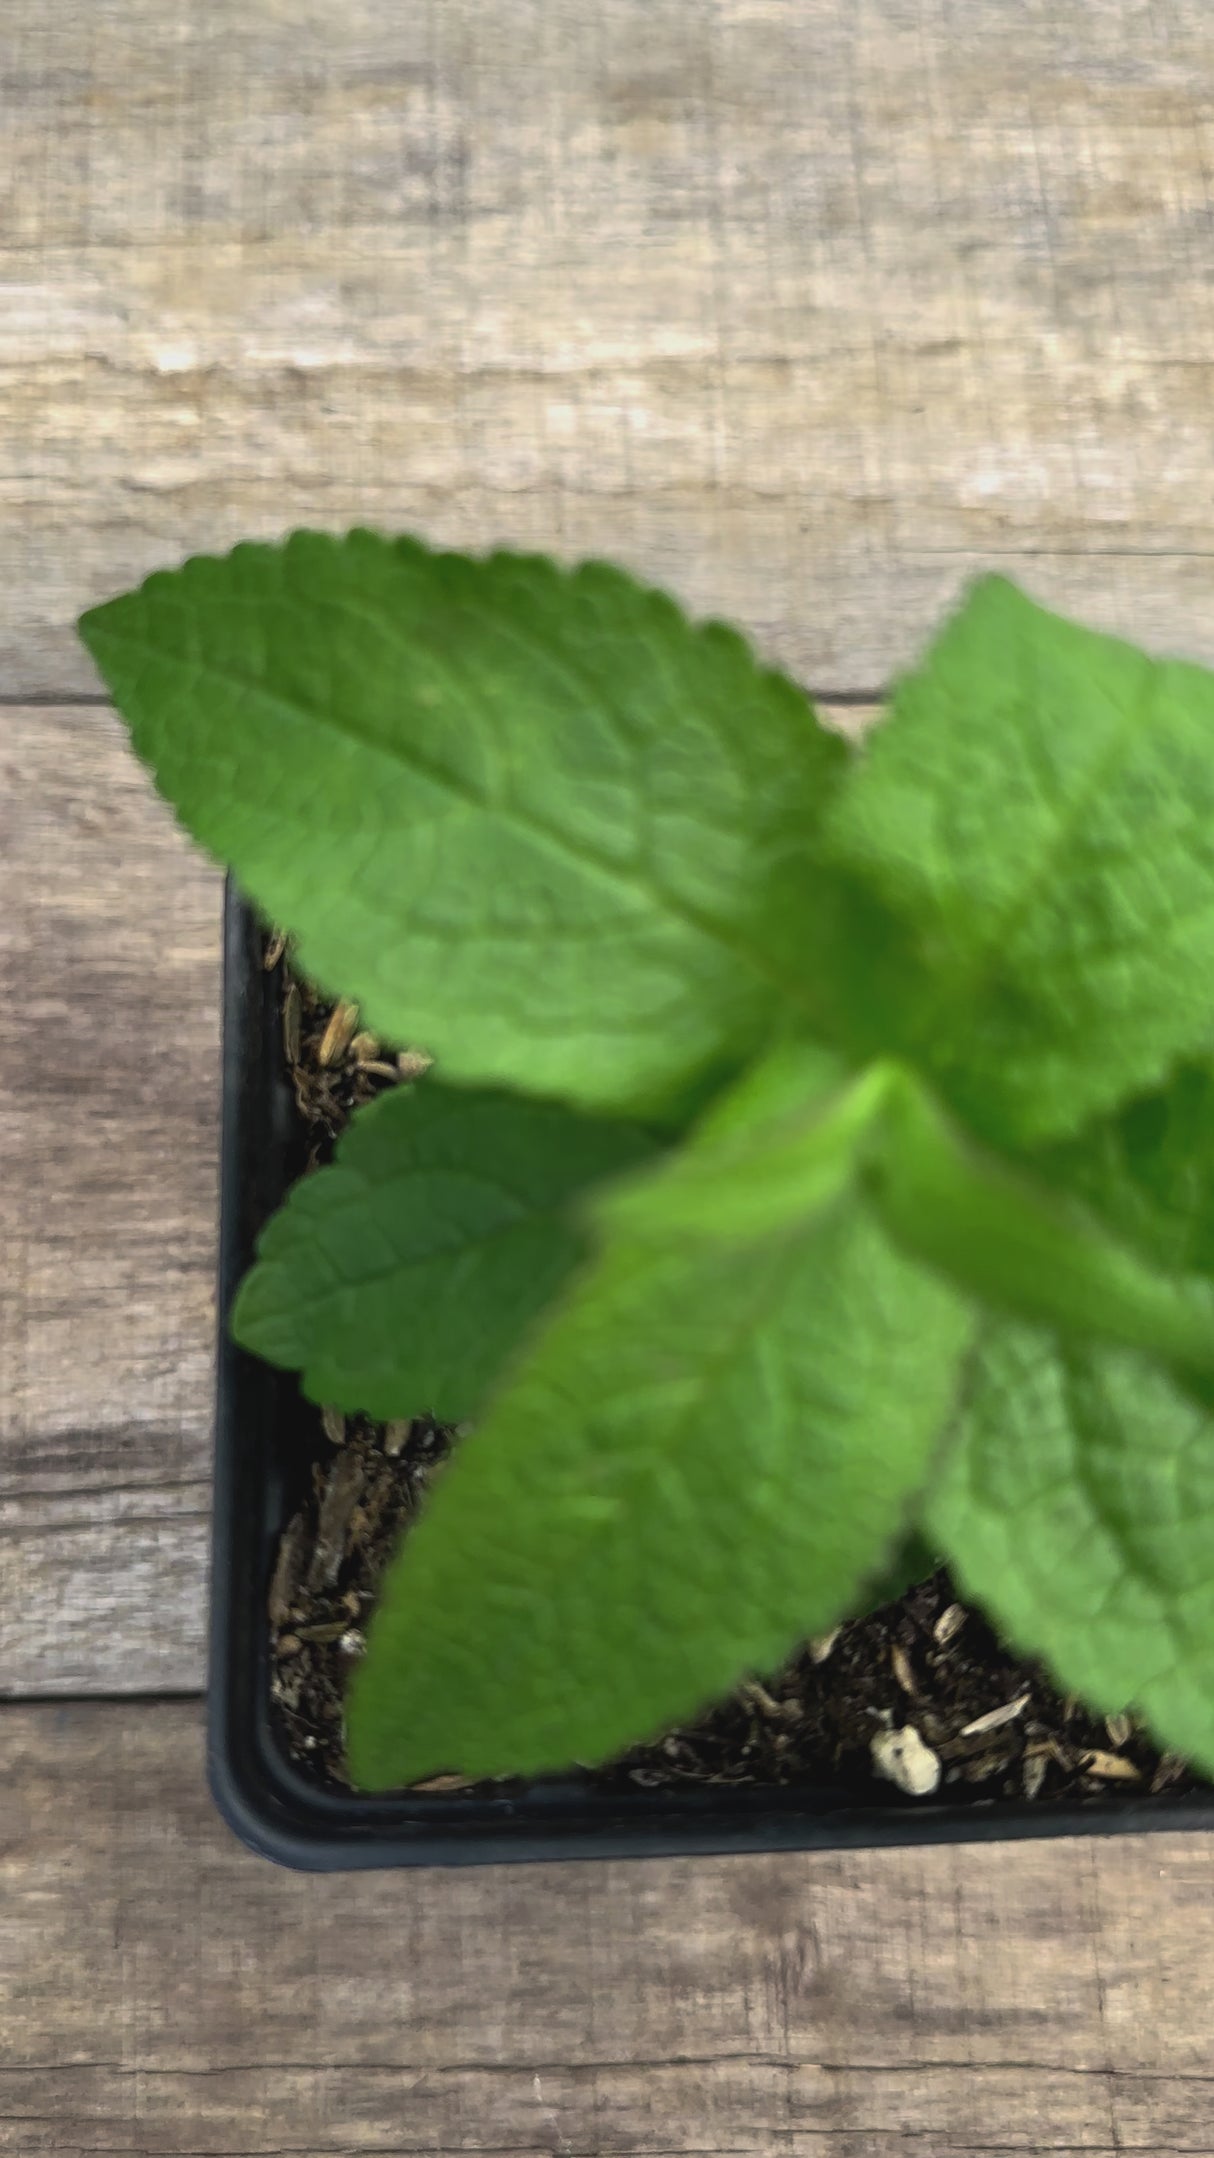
(208, 881), (1214, 1870)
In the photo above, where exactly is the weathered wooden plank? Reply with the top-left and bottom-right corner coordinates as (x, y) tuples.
(1, 1701), (1213, 2155)
(5, 1), (1214, 700)
(0, 708), (219, 1693)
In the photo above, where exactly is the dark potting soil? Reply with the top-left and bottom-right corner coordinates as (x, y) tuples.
(264, 949), (1202, 1811)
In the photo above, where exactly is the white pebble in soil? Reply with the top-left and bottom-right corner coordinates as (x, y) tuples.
(871, 1724), (942, 1798)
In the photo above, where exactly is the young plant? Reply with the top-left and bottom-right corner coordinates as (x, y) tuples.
(80, 534), (1214, 1790)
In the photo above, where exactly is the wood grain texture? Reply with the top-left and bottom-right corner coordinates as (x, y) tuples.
(1, 1699), (1213, 2155)
(7, 5), (1214, 2143)
(5, 0), (1214, 702)
(0, 708), (220, 1694)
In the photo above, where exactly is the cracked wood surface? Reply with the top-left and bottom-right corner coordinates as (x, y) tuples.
(4, 1702), (1214, 2156)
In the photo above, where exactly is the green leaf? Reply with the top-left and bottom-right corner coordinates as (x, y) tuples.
(864, 1067), (1214, 1382)
(927, 1322), (1214, 1772)
(231, 1083), (661, 1423)
(819, 576), (1214, 1146)
(1038, 1059), (1214, 1283)
(672, 1052), (1214, 1377)
(346, 1045), (972, 1787)
(602, 1054), (1214, 1385)
(79, 532), (848, 1119)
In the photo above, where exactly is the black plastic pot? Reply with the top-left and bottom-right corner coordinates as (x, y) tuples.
(209, 884), (1214, 1869)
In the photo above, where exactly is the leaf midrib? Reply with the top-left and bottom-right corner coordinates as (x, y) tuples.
(253, 1199), (586, 1325)
(522, 1210), (897, 1559)
(104, 622), (821, 1019)
(913, 654), (1160, 1068)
